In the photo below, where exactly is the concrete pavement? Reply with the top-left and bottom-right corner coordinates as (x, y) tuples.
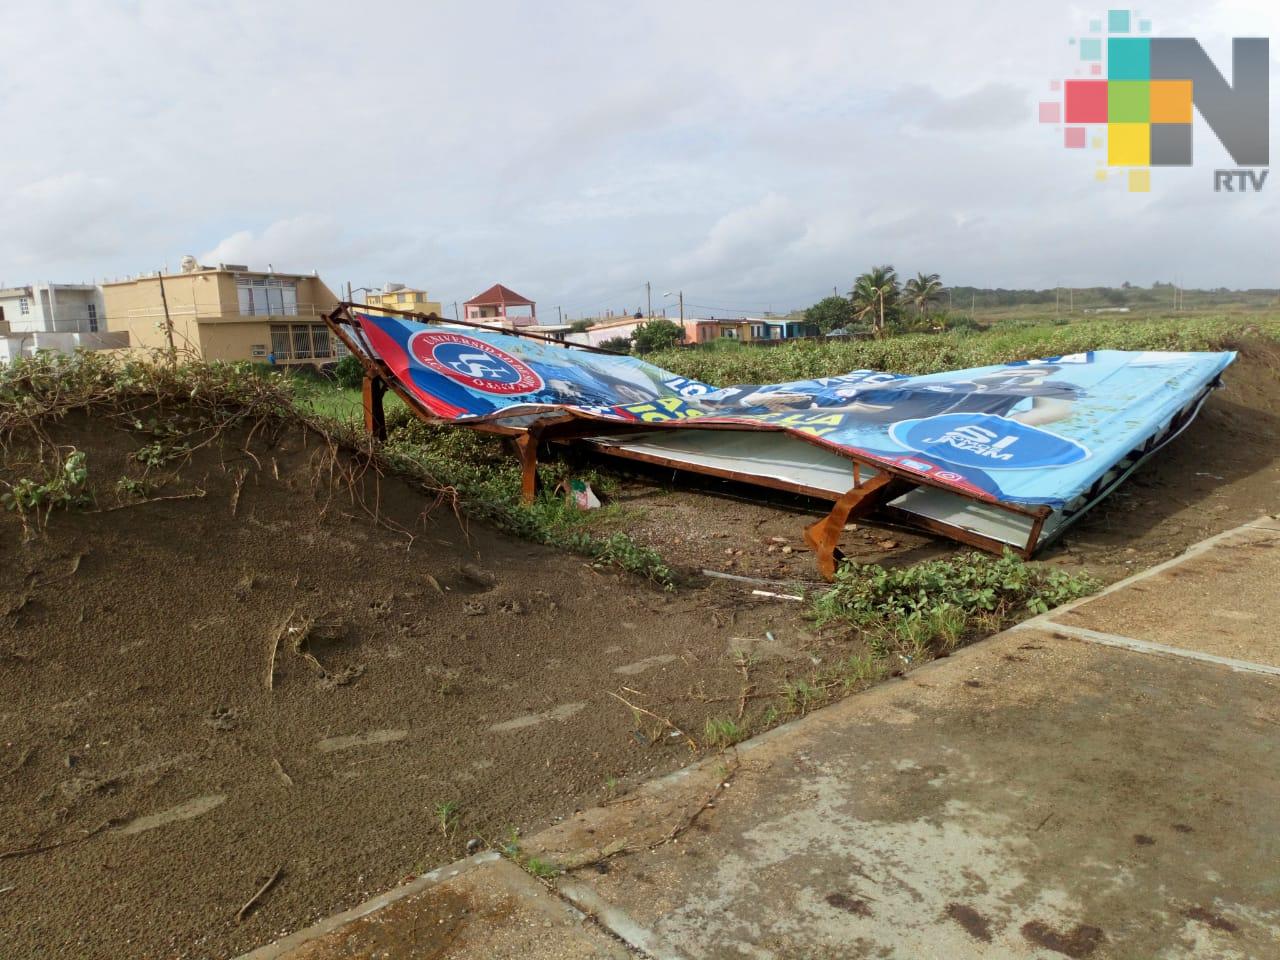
(243, 516), (1280, 960)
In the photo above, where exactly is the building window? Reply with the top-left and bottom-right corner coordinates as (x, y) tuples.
(87, 303), (98, 333)
(270, 325), (291, 359)
(237, 278), (299, 317)
(292, 325), (313, 359)
(397, 292), (407, 303)
(19, 297), (29, 315)
(267, 323), (336, 361)
(251, 344), (266, 358)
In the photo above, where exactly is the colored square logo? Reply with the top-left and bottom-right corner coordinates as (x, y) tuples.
(1065, 127), (1087, 148)
(1080, 37), (1102, 61)
(1128, 169), (1150, 192)
(1109, 9), (1131, 33)
(1108, 122), (1150, 165)
(1108, 81), (1149, 122)
(1039, 101), (1062, 123)
(1108, 38), (1150, 79)
(1150, 123), (1192, 166)
(1064, 80), (1108, 123)
(1150, 80), (1192, 123)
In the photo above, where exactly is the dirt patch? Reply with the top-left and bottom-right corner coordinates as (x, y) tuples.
(945, 902), (994, 942)
(1182, 905), (1238, 933)
(825, 891), (872, 917)
(609, 342), (1280, 585)
(1020, 920), (1106, 958)
(0, 412), (812, 960)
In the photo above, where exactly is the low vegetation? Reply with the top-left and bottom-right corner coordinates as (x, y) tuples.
(812, 550), (1098, 661)
(0, 351), (676, 587)
(647, 312), (1279, 384)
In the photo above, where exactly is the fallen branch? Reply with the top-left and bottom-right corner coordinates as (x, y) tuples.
(266, 610), (294, 692)
(651, 754), (740, 850)
(734, 657), (752, 722)
(607, 690), (696, 751)
(92, 489), (207, 513)
(229, 468), (247, 517)
(236, 864), (283, 922)
(0, 818), (119, 860)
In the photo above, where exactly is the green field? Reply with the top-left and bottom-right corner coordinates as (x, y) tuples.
(646, 312), (1280, 385)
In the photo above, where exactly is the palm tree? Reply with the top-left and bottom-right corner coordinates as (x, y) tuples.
(903, 272), (943, 317)
(850, 265), (900, 336)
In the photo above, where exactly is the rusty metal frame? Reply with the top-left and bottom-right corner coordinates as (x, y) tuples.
(323, 302), (1056, 577)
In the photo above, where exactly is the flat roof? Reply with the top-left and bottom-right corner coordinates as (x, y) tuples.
(103, 267), (318, 286)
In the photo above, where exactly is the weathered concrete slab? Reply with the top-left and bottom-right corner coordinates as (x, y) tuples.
(1052, 523), (1280, 669)
(237, 853), (628, 960)
(530, 630), (1280, 959)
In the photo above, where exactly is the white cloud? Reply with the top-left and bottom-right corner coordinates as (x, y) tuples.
(674, 194), (807, 279)
(0, 0), (1276, 309)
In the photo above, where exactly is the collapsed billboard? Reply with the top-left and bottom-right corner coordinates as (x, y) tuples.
(335, 307), (1233, 573)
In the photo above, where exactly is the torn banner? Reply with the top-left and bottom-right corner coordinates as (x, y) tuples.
(347, 309), (1233, 559)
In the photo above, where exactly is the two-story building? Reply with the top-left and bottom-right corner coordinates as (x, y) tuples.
(364, 283), (443, 316)
(103, 261), (341, 365)
(0, 282), (125, 362)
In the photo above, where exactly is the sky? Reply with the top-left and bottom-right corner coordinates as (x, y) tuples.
(2, 0), (1277, 318)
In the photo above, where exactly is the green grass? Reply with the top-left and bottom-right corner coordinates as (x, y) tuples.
(291, 381), (408, 422)
(703, 716), (749, 749)
(812, 550), (1098, 659)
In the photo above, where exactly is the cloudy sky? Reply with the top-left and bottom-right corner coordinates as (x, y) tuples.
(2, 0), (1276, 317)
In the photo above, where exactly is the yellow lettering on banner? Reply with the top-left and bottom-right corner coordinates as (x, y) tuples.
(620, 398), (704, 423)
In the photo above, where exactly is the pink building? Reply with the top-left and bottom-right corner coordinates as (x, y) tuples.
(463, 283), (536, 328)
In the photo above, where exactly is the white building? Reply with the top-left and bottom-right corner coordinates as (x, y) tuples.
(0, 282), (126, 362)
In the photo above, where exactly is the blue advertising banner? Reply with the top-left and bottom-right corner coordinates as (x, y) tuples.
(354, 311), (1233, 510)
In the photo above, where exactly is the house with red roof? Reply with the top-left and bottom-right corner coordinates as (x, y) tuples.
(463, 283), (536, 328)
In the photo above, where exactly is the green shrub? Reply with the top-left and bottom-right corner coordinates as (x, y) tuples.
(333, 355), (365, 390)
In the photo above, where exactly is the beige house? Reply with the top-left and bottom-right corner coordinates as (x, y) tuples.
(103, 262), (341, 365)
(364, 283), (443, 316)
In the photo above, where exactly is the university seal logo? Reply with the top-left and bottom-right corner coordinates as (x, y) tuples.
(409, 331), (543, 395)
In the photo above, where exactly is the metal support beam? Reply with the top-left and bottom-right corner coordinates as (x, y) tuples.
(513, 433), (540, 504)
(362, 374), (387, 441)
(803, 474), (904, 581)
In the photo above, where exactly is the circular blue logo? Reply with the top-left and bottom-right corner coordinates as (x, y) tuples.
(431, 342), (523, 384)
(409, 331), (543, 395)
(889, 414), (1090, 471)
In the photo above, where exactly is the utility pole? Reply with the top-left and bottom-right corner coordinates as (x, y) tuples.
(346, 281), (353, 303)
(645, 281), (652, 318)
(970, 291), (976, 320)
(662, 290), (683, 325)
(157, 270), (176, 362)
(453, 301), (459, 321)
(557, 305), (563, 324)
